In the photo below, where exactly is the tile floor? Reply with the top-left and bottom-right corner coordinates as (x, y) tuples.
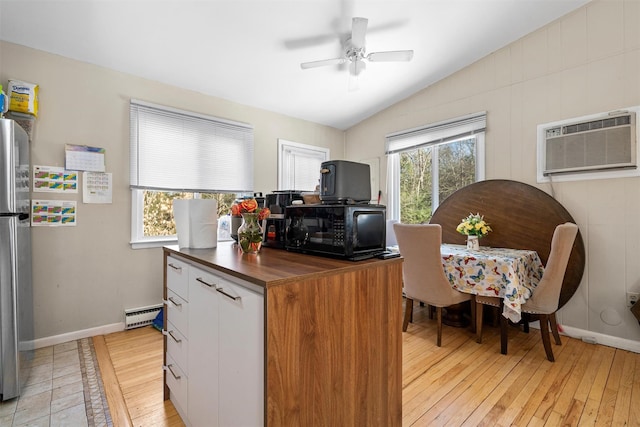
(0, 340), (89, 427)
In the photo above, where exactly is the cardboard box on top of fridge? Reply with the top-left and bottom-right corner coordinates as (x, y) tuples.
(7, 80), (39, 117)
(172, 199), (218, 249)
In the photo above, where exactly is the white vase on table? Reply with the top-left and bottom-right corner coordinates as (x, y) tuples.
(467, 235), (479, 250)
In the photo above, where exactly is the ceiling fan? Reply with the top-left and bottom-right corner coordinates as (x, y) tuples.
(300, 17), (414, 79)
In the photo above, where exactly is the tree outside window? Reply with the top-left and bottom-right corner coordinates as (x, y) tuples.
(399, 137), (477, 224)
(142, 191), (237, 237)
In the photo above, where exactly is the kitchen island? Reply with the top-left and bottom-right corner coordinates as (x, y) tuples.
(163, 241), (403, 427)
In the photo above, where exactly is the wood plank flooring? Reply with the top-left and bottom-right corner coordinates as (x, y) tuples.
(97, 304), (640, 426)
(99, 327), (184, 427)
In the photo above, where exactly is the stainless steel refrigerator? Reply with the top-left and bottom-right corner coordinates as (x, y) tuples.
(0, 118), (33, 401)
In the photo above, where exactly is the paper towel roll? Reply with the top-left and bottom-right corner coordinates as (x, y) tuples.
(173, 199), (218, 248)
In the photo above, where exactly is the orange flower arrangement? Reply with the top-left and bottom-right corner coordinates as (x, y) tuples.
(232, 198), (270, 254)
(231, 198), (271, 221)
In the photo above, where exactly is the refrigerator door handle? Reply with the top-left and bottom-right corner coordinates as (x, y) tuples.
(0, 213), (29, 220)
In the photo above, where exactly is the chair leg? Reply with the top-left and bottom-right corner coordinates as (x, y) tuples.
(436, 306), (443, 347)
(402, 298), (414, 332)
(522, 312), (530, 333)
(428, 305), (434, 320)
(549, 312), (562, 345)
(499, 312), (508, 355)
(539, 314), (555, 362)
(476, 302), (484, 343)
(470, 296), (477, 334)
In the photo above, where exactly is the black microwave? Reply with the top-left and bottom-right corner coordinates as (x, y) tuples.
(284, 204), (386, 261)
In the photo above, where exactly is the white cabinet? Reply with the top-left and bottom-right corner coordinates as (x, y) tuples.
(217, 276), (264, 426)
(187, 268), (220, 427)
(166, 255), (264, 427)
(166, 256), (189, 299)
(164, 256), (190, 421)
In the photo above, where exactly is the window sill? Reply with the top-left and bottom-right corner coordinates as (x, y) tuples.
(130, 237), (178, 250)
(130, 236), (235, 250)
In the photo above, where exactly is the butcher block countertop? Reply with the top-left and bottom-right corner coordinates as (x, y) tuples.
(164, 241), (402, 289)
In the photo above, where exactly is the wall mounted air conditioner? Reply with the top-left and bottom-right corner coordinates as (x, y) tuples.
(537, 108), (640, 182)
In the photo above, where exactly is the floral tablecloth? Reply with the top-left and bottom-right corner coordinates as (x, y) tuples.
(441, 244), (545, 322)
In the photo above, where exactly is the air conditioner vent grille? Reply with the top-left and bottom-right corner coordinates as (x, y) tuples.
(563, 115), (631, 135)
(542, 111), (636, 176)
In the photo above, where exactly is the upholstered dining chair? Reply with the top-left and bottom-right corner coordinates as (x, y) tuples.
(394, 223), (472, 347)
(475, 222), (579, 362)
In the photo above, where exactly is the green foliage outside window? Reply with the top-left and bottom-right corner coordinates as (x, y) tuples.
(400, 149), (433, 224)
(143, 191), (237, 237)
(400, 138), (476, 224)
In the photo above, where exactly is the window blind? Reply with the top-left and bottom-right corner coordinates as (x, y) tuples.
(385, 112), (486, 154)
(130, 99), (254, 192)
(277, 139), (329, 191)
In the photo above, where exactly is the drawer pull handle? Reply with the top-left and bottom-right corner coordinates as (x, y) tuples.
(168, 263), (182, 272)
(216, 287), (241, 301)
(168, 297), (182, 307)
(167, 364), (181, 380)
(196, 277), (215, 288)
(168, 330), (182, 343)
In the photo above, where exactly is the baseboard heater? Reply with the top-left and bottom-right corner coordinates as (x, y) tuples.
(124, 304), (163, 330)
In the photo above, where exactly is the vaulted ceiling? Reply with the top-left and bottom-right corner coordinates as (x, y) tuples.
(0, 0), (590, 129)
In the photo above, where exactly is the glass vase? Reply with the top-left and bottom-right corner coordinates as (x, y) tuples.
(230, 215), (242, 242)
(238, 212), (264, 254)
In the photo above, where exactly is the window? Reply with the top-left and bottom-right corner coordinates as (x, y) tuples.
(130, 100), (254, 248)
(386, 112), (486, 223)
(278, 139), (329, 191)
(131, 191), (238, 247)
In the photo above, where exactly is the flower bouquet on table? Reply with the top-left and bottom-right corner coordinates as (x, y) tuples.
(231, 199), (270, 254)
(456, 213), (491, 250)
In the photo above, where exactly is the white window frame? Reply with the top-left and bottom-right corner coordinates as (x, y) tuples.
(130, 190), (175, 249)
(277, 139), (329, 191)
(129, 99), (253, 248)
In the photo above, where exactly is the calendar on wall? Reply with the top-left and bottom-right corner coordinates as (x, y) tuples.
(82, 172), (112, 204)
(65, 144), (106, 172)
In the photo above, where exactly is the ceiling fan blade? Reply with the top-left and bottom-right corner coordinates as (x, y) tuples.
(351, 17), (368, 49)
(300, 58), (346, 69)
(284, 34), (341, 50)
(367, 50), (414, 62)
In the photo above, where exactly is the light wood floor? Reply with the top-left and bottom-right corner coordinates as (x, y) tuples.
(95, 327), (185, 427)
(96, 304), (640, 426)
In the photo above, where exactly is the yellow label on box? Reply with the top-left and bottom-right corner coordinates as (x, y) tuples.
(7, 80), (39, 117)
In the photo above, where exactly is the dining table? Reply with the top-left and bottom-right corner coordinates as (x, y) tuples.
(440, 244), (545, 323)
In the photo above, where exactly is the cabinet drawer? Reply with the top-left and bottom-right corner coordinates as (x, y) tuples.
(165, 353), (188, 415)
(166, 290), (188, 336)
(165, 321), (188, 372)
(166, 256), (189, 300)
(189, 267), (222, 293)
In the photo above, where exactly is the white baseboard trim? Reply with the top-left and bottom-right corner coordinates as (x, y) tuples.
(560, 325), (640, 354)
(528, 321), (640, 354)
(27, 322), (126, 350)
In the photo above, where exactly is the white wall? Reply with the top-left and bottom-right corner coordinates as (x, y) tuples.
(0, 41), (344, 342)
(346, 0), (640, 346)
